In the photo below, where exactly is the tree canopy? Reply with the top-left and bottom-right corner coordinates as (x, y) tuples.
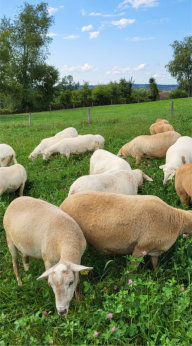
(0, 2), (58, 112)
(166, 36), (192, 97)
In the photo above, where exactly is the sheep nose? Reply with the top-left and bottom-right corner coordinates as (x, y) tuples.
(58, 309), (67, 316)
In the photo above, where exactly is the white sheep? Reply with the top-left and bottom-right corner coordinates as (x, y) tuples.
(118, 131), (181, 164)
(43, 134), (105, 160)
(90, 149), (131, 175)
(0, 164), (27, 196)
(29, 134), (72, 160)
(60, 191), (192, 269)
(55, 127), (78, 137)
(0, 144), (17, 167)
(68, 169), (153, 196)
(159, 136), (192, 184)
(3, 196), (92, 316)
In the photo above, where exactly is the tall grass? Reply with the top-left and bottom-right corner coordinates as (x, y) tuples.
(0, 98), (192, 345)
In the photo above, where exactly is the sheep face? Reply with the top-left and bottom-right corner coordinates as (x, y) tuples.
(159, 164), (175, 185)
(42, 151), (50, 161)
(37, 262), (92, 315)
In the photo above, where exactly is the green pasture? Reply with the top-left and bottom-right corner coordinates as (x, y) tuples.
(0, 98), (192, 345)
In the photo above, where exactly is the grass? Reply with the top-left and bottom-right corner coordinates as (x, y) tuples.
(0, 97), (192, 345)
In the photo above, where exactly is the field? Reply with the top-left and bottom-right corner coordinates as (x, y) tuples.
(0, 98), (192, 345)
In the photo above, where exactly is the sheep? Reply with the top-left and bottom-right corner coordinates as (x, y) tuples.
(175, 161), (192, 206)
(55, 127), (78, 138)
(118, 131), (181, 164)
(90, 149), (131, 175)
(68, 169), (153, 196)
(29, 134), (72, 160)
(159, 136), (192, 185)
(43, 134), (105, 160)
(60, 191), (192, 269)
(149, 122), (174, 135)
(0, 144), (17, 167)
(0, 164), (27, 196)
(155, 118), (169, 124)
(3, 196), (92, 316)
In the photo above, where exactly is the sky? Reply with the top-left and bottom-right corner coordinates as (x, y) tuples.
(0, 0), (191, 85)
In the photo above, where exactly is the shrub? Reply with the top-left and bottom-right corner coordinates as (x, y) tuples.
(169, 89), (188, 99)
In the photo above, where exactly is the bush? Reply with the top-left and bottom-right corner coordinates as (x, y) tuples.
(169, 89), (188, 99)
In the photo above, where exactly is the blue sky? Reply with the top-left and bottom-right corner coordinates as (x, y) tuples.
(0, 0), (191, 85)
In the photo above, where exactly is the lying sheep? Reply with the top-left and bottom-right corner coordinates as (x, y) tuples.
(159, 136), (192, 184)
(60, 191), (192, 269)
(0, 164), (27, 196)
(29, 134), (72, 160)
(118, 131), (181, 164)
(68, 169), (153, 196)
(3, 196), (92, 316)
(0, 144), (17, 167)
(55, 127), (78, 138)
(43, 134), (105, 160)
(149, 122), (174, 135)
(175, 162), (192, 205)
(90, 149), (131, 175)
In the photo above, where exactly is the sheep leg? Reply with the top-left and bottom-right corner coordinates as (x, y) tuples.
(19, 183), (25, 197)
(75, 278), (81, 303)
(6, 233), (22, 286)
(179, 192), (190, 206)
(22, 254), (29, 271)
(151, 256), (159, 269)
(135, 155), (142, 165)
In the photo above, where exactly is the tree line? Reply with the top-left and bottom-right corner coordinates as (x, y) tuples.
(0, 2), (191, 114)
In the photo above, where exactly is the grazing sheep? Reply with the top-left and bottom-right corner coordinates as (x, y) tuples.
(149, 122), (174, 135)
(0, 164), (27, 196)
(175, 162), (192, 205)
(118, 131), (181, 164)
(60, 191), (192, 269)
(90, 149), (131, 175)
(29, 134), (72, 160)
(159, 136), (192, 185)
(68, 169), (153, 196)
(55, 127), (78, 138)
(0, 144), (17, 167)
(3, 196), (92, 316)
(43, 134), (105, 160)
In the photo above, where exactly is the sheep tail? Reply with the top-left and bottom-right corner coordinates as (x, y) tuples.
(181, 156), (186, 165)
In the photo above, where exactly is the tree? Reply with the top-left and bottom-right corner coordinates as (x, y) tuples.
(119, 78), (134, 104)
(166, 36), (192, 97)
(56, 75), (79, 93)
(0, 2), (58, 112)
(148, 77), (159, 101)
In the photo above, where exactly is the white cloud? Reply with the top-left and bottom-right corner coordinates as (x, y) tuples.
(47, 6), (58, 15)
(81, 24), (93, 32)
(111, 18), (136, 28)
(106, 63), (146, 75)
(89, 31), (100, 39)
(127, 36), (156, 41)
(89, 12), (102, 16)
(63, 35), (80, 40)
(118, 0), (159, 9)
(46, 32), (57, 37)
(47, 5), (64, 15)
(60, 63), (95, 73)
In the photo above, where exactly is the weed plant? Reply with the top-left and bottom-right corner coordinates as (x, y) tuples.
(0, 98), (192, 344)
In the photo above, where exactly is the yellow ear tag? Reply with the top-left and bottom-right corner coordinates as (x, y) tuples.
(80, 270), (89, 275)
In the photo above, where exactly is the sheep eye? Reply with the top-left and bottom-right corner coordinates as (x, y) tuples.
(69, 281), (74, 286)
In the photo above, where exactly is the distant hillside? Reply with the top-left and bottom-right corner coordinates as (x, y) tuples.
(81, 84), (178, 91)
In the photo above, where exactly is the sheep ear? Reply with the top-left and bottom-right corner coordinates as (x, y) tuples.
(67, 262), (93, 272)
(37, 265), (56, 280)
(142, 172), (153, 182)
(159, 165), (165, 169)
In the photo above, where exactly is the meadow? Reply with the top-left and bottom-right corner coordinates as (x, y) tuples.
(0, 97), (192, 345)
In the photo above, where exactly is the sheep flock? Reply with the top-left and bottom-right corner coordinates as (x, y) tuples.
(1, 117), (192, 316)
